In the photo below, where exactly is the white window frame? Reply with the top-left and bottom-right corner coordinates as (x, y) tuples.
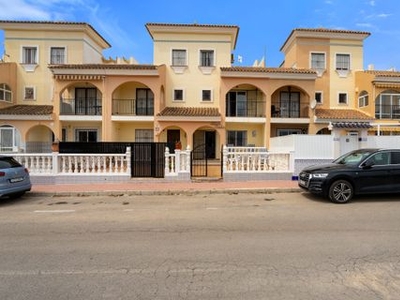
(315, 91), (323, 104)
(21, 45), (39, 72)
(310, 52), (326, 77)
(335, 53), (351, 77)
(173, 88), (185, 102)
(199, 49), (215, 67)
(49, 46), (67, 64)
(201, 89), (213, 102)
(0, 83), (12, 102)
(338, 92), (348, 105)
(24, 86), (36, 101)
(358, 91), (369, 107)
(171, 49), (188, 74)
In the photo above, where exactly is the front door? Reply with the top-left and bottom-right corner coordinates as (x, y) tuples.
(167, 129), (180, 152)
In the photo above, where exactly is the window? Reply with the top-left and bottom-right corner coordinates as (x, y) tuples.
(136, 89), (154, 115)
(173, 89), (184, 101)
(135, 129), (154, 142)
(50, 47), (65, 64)
(200, 50), (214, 67)
(315, 92), (323, 104)
(0, 83), (12, 102)
(0, 125), (16, 152)
(375, 91), (400, 119)
(202, 89), (212, 102)
(22, 46), (38, 64)
(311, 53), (325, 69)
(338, 93), (348, 104)
(336, 54), (350, 71)
(75, 129), (97, 142)
(227, 130), (247, 146)
(280, 91), (300, 117)
(358, 91), (369, 107)
(24, 87), (35, 100)
(277, 129), (302, 136)
(172, 49), (187, 66)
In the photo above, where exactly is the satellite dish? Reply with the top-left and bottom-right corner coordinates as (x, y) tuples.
(310, 100), (317, 110)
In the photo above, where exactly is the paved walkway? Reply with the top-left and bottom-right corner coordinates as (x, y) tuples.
(31, 180), (301, 197)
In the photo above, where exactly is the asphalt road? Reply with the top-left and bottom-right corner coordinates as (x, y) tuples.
(1, 192), (400, 300)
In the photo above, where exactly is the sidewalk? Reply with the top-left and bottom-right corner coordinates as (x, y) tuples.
(30, 180), (301, 197)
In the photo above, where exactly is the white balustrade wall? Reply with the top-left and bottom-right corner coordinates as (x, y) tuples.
(222, 146), (293, 173)
(164, 146), (191, 177)
(11, 147), (131, 176)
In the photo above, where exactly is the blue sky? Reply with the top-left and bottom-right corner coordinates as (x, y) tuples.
(1, 0), (400, 70)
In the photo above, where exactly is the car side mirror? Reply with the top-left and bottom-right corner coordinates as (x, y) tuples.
(362, 160), (374, 168)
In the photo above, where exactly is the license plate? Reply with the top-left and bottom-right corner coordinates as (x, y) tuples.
(10, 177), (23, 183)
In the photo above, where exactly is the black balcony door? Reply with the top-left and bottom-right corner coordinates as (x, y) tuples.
(136, 88), (154, 116)
(75, 88), (97, 115)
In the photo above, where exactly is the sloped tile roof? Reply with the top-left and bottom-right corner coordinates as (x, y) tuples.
(292, 28), (371, 35)
(315, 108), (373, 120)
(362, 70), (400, 77)
(332, 122), (372, 129)
(221, 66), (316, 74)
(0, 105), (53, 115)
(146, 22), (238, 29)
(49, 64), (157, 70)
(158, 107), (220, 117)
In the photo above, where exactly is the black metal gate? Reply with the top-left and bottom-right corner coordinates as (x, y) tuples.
(131, 143), (166, 178)
(191, 144), (208, 177)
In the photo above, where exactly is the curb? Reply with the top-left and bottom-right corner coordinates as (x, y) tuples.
(28, 187), (302, 198)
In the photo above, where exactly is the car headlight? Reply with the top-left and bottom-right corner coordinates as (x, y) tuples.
(311, 173), (328, 178)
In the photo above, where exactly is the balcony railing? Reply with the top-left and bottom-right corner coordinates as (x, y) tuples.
(225, 100), (265, 117)
(271, 101), (309, 118)
(60, 98), (102, 115)
(375, 104), (400, 119)
(112, 98), (154, 116)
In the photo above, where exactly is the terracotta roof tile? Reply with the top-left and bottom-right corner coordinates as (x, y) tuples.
(158, 107), (220, 117)
(0, 105), (53, 115)
(49, 64), (157, 70)
(292, 28), (371, 35)
(221, 66), (316, 74)
(146, 22), (238, 29)
(315, 108), (373, 120)
(363, 70), (400, 77)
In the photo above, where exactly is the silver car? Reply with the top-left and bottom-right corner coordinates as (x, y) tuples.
(0, 156), (32, 199)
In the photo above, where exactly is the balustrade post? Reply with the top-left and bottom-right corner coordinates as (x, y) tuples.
(126, 146), (131, 175)
(222, 145), (228, 173)
(165, 147), (170, 174)
(52, 152), (59, 174)
(175, 149), (181, 173)
(185, 145), (191, 172)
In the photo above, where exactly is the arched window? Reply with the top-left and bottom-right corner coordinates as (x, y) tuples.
(358, 90), (369, 107)
(0, 83), (12, 102)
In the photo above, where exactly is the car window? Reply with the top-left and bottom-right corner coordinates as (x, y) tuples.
(334, 150), (374, 165)
(0, 157), (22, 169)
(391, 151), (400, 164)
(366, 152), (390, 166)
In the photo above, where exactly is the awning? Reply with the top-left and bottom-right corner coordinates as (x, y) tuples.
(332, 122), (372, 129)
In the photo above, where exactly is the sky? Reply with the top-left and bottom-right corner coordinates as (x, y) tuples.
(1, 0), (400, 70)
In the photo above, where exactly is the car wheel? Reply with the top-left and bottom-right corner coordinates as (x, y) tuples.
(328, 180), (353, 203)
(9, 192), (25, 199)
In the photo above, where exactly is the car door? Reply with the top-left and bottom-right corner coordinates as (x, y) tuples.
(389, 150), (400, 190)
(357, 151), (392, 193)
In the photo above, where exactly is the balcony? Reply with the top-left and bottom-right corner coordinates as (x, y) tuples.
(270, 100), (309, 118)
(375, 104), (400, 119)
(225, 100), (265, 117)
(60, 98), (102, 115)
(112, 98), (154, 116)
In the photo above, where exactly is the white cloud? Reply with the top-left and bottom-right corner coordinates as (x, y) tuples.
(0, 0), (50, 19)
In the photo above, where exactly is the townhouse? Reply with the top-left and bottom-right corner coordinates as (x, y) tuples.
(0, 20), (400, 161)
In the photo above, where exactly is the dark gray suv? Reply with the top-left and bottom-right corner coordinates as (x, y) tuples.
(298, 148), (400, 203)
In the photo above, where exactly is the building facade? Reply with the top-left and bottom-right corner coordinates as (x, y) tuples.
(1, 20), (400, 156)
